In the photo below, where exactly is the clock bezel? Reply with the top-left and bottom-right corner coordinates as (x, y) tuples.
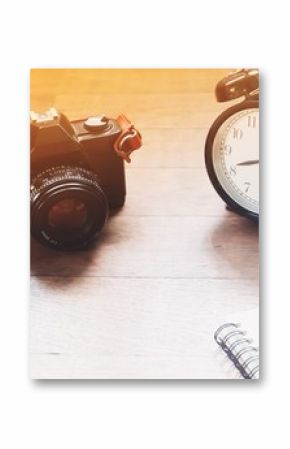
(205, 99), (259, 222)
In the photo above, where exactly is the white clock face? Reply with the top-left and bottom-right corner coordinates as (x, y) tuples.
(212, 108), (259, 215)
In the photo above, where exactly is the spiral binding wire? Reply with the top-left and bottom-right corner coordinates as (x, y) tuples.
(214, 322), (259, 379)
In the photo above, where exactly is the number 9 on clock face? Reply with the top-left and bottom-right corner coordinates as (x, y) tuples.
(205, 103), (259, 221)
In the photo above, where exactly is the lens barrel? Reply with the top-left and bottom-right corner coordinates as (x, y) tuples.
(31, 166), (109, 250)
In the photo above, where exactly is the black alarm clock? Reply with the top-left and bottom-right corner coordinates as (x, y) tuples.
(205, 69), (259, 221)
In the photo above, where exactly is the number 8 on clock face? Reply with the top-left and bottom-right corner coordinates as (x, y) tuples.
(205, 100), (259, 221)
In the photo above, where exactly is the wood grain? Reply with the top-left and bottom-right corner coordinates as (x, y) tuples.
(31, 215), (258, 280)
(30, 69), (232, 95)
(30, 276), (257, 379)
(30, 69), (259, 379)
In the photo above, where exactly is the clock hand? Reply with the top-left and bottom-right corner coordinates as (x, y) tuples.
(236, 159), (259, 166)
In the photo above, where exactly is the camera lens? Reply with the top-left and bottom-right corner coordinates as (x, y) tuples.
(31, 166), (109, 250)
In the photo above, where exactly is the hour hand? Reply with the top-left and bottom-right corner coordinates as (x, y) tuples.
(236, 159), (259, 166)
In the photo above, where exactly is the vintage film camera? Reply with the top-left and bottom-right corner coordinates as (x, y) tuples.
(30, 109), (142, 250)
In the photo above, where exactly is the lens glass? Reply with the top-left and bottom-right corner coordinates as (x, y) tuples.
(48, 198), (88, 232)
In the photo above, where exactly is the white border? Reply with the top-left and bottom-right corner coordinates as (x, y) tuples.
(0, 0), (287, 447)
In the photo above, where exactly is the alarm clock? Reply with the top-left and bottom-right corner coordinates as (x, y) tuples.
(205, 69), (259, 221)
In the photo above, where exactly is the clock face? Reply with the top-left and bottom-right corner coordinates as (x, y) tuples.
(211, 107), (259, 216)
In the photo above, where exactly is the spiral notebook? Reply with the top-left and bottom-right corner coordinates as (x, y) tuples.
(214, 309), (259, 379)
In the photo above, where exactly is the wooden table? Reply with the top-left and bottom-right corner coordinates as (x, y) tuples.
(30, 69), (259, 379)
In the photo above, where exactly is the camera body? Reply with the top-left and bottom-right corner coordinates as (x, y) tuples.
(31, 109), (127, 208)
(30, 108), (142, 250)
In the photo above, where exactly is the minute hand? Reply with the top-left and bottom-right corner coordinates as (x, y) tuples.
(236, 159), (259, 166)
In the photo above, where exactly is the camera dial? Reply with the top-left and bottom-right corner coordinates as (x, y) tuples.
(84, 115), (109, 132)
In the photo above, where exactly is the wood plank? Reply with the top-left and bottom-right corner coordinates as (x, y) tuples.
(31, 68), (233, 96)
(30, 354), (243, 380)
(125, 167), (229, 216)
(31, 215), (258, 279)
(129, 128), (208, 168)
(30, 276), (257, 379)
(50, 93), (226, 129)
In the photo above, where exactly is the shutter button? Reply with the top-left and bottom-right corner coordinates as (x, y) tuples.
(84, 115), (108, 132)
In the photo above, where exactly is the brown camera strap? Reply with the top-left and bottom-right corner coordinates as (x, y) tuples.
(114, 114), (142, 163)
